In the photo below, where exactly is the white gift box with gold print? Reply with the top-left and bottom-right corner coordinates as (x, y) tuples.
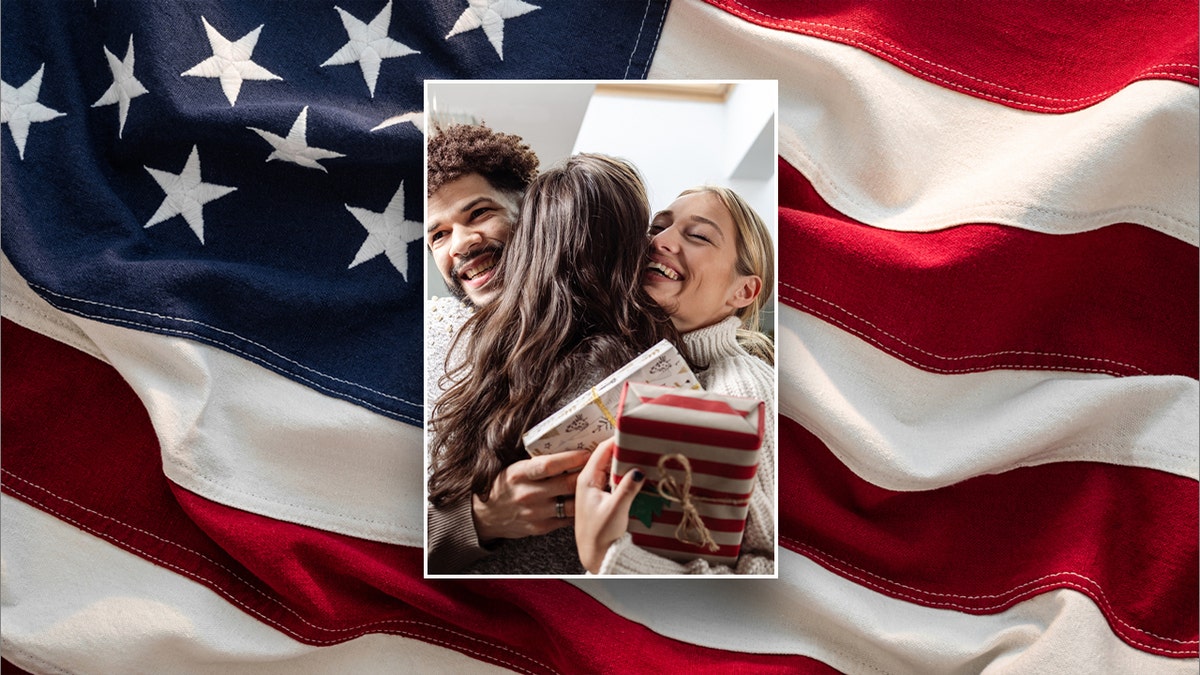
(522, 340), (700, 456)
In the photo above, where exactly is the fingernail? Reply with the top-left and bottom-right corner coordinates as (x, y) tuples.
(631, 469), (645, 482)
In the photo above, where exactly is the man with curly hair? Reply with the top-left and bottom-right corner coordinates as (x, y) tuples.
(425, 123), (539, 307)
(424, 123), (538, 425)
(425, 125), (595, 572)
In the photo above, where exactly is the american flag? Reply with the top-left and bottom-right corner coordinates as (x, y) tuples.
(2, 1), (1196, 673)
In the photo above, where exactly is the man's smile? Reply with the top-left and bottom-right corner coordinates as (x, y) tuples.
(455, 248), (502, 288)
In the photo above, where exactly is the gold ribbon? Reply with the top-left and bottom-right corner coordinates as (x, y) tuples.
(591, 387), (618, 429)
(655, 453), (720, 552)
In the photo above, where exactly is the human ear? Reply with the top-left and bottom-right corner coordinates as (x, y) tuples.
(727, 274), (762, 310)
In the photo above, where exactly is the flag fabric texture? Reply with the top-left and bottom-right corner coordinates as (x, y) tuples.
(2, 1), (1197, 674)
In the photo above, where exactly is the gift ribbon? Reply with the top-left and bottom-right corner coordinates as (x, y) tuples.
(591, 387), (618, 429)
(655, 453), (720, 553)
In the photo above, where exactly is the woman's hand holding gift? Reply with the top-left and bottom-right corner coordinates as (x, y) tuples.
(574, 437), (646, 574)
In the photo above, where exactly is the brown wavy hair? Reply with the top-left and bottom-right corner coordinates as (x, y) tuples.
(429, 154), (686, 508)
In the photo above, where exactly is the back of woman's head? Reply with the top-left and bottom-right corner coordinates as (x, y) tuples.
(429, 154), (684, 507)
(494, 154), (654, 336)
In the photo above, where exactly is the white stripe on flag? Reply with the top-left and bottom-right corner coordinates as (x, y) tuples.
(573, 553), (1198, 673)
(650, 0), (1199, 243)
(7, 490), (1190, 675)
(2, 254), (425, 546)
(779, 304), (1199, 489)
(1, 253), (108, 365)
(0, 495), (510, 675)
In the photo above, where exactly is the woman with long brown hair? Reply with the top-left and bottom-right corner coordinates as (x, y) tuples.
(427, 153), (686, 574)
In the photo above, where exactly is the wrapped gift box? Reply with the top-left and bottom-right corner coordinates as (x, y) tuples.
(522, 340), (701, 456)
(612, 382), (764, 567)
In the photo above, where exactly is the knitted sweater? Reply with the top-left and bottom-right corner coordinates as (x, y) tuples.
(426, 314), (776, 575)
(424, 295), (474, 425)
(424, 295), (492, 573)
(596, 316), (776, 575)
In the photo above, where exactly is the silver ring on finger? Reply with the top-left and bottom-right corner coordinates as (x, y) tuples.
(555, 494), (567, 519)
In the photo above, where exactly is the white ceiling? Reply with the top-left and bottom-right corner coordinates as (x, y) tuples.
(427, 82), (596, 170)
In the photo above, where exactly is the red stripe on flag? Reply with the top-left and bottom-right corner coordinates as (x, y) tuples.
(615, 446), (760, 481)
(778, 160), (1200, 379)
(778, 416), (1199, 658)
(0, 319), (839, 674)
(705, 0), (1199, 112)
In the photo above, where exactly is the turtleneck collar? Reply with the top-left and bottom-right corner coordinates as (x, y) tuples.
(682, 315), (743, 360)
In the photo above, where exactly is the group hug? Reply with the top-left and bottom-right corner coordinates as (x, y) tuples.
(423, 123), (776, 576)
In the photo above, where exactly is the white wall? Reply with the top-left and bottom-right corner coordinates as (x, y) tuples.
(572, 81), (777, 239)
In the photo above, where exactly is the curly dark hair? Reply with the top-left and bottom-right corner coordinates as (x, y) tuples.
(427, 123), (539, 197)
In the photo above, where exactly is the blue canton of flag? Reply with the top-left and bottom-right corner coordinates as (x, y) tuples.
(1, 0), (671, 424)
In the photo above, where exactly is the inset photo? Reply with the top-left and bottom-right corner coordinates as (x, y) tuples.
(423, 80), (778, 578)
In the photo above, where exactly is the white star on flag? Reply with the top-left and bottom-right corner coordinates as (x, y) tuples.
(144, 145), (237, 245)
(91, 36), (149, 139)
(321, 0), (418, 98)
(346, 181), (422, 281)
(1, 65), (66, 161)
(446, 0), (540, 60)
(371, 111), (424, 134)
(182, 16), (282, 106)
(248, 106), (346, 172)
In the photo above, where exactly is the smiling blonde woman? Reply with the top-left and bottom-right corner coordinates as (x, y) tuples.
(575, 185), (777, 575)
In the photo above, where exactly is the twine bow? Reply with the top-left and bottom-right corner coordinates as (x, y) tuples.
(655, 453), (720, 552)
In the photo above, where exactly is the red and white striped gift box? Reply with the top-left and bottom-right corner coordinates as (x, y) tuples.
(612, 382), (766, 566)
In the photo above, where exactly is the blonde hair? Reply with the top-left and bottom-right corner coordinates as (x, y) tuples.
(677, 186), (775, 365)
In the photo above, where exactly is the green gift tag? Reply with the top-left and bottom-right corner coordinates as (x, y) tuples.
(629, 492), (669, 528)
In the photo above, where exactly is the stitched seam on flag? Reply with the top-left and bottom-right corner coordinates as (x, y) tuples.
(161, 455), (424, 533)
(780, 282), (1149, 375)
(0, 641), (74, 675)
(781, 536), (1199, 653)
(708, 0), (1200, 109)
(23, 299), (422, 424)
(779, 140), (1197, 241)
(0, 468), (337, 619)
(622, 0), (652, 79)
(0, 293), (105, 360)
(640, 0), (669, 79)
(25, 281), (422, 410)
(783, 293), (1136, 377)
(0, 476), (556, 674)
(0, 476), (551, 673)
(2, 292), (81, 337)
(71, 311), (419, 424)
